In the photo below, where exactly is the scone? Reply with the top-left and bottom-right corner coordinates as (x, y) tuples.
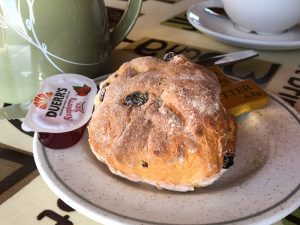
(88, 54), (237, 192)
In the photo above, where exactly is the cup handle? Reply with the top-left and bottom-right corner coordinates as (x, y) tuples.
(0, 102), (31, 120)
(109, 0), (142, 48)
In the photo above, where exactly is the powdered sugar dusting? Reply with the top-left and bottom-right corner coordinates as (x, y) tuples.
(88, 54), (235, 191)
(91, 54), (222, 160)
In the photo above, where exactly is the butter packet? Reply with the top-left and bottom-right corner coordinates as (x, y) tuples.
(220, 79), (269, 116)
(207, 66), (269, 116)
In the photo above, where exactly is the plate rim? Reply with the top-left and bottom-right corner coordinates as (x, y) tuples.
(187, 0), (300, 50)
(33, 91), (300, 225)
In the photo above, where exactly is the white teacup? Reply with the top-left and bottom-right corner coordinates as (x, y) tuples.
(221, 0), (300, 35)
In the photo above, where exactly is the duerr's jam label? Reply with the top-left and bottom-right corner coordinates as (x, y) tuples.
(22, 74), (97, 134)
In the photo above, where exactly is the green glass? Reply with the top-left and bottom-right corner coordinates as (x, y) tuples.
(0, 0), (142, 105)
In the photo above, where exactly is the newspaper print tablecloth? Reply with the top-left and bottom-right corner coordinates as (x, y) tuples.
(0, 0), (299, 224)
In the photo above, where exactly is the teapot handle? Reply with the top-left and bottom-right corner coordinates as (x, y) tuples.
(109, 0), (142, 48)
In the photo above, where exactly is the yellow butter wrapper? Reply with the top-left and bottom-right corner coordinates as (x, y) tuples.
(220, 79), (269, 116)
(208, 66), (232, 87)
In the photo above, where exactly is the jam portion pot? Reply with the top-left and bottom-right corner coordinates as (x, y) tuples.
(22, 74), (97, 149)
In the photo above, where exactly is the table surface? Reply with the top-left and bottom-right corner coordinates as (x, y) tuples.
(0, 0), (299, 224)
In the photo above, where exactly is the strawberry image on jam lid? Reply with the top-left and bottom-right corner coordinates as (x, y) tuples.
(73, 84), (91, 96)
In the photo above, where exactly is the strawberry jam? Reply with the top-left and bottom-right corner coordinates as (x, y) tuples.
(22, 74), (97, 149)
(38, 124), (87, 149)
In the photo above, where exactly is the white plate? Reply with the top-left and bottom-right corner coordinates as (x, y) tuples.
(33, 92), (300, 225)
(187, 0), (300, 50)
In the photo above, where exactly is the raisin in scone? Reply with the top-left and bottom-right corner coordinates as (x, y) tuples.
(88, 54), (237, 192)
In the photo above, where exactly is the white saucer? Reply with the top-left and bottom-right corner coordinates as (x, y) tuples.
(33, 91), (300, 225)
(187, 0), (300, 50)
